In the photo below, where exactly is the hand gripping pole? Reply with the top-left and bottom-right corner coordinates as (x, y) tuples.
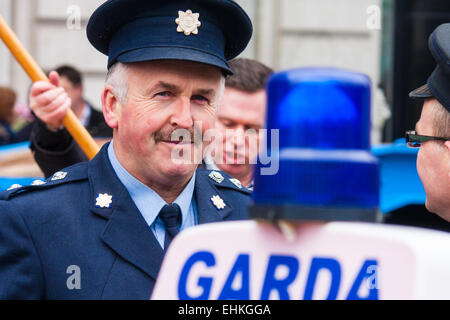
(0, 15), (99, 159)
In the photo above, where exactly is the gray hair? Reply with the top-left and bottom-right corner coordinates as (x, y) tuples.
(216, 75), (226, 108)
(105, 61), (226, 107)
(431, 99), (450, 138)
(105, 62), (129, 103)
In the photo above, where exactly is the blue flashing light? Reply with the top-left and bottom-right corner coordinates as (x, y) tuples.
(253, 149), (379, 209)
(265, 68), (372, 151)
(253, 67), (379, 212)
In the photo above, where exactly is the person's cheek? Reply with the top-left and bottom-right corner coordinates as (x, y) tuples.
(224, 129), (237, 153)
(416, 149), (425, 180)
(247, 135), (259, 163)
(417, 147), (434, 195)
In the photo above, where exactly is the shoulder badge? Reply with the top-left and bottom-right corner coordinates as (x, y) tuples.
(51, 171), (68, 181)
(209, 171), (224, 184)
(7, 184), (22, 191)
(229, 178), (243, 189)
(31, 180), (46, 186)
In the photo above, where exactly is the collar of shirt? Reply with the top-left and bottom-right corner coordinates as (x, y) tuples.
(107, 141), (196, 230)
(79, 103), (91, 127)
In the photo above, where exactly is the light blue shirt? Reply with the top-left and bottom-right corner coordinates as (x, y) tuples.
(107, 142), (198, 249)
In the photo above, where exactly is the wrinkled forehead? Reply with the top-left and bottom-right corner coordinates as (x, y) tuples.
(128, 60), (223, 81)
(121, 61), (224, 98)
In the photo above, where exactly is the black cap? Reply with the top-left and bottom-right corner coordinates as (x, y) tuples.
(409, 23), (450, 112)
(86, 0), (253, 75)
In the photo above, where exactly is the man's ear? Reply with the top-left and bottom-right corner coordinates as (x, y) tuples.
(102, 85), (120, 129)
(445, 141), (450, 155)
(445, 141), (450, 182)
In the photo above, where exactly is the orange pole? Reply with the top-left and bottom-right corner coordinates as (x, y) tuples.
(0, 15), (99, 160)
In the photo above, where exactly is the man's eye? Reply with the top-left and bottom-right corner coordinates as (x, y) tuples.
(221, 120), (235, 128)
(245, 125), (259, 132)
(155, 91), (171, 97)
(192, 95), (209, 104)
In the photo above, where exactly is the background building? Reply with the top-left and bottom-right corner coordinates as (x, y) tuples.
(1, 0), (386, 144)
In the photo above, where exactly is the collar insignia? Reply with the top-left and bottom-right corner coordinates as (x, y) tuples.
(95, 193), (113, 208)
(211, 195), (226, 210)
(209, 171), (224, 184)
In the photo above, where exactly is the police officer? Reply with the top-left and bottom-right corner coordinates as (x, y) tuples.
(408, 23), (450, 222)
(204, 58), (273, 190)
(30, 58), (273, 190)
(0, 0), (252, 299)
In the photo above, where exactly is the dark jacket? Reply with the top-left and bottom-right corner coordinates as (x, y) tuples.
(0, 143), (251, 299)
(0, 121), (34, 146)
(84, 105), (112, 138)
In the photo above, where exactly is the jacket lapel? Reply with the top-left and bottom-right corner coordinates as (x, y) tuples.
(88, 147), (236, 281)
(88, 144), (164, 281)
(100, 192), (165, 281)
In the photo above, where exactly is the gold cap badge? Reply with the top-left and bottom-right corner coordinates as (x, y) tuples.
(175, 10), (201, 36)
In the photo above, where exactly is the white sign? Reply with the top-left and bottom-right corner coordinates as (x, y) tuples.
(152, 220), (450, 300)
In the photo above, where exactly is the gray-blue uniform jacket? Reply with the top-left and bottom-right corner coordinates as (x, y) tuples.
(0, 144), (251, 299)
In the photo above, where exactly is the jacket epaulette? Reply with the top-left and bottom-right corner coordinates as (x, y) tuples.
(198, 169), (252, 195)
(0, 162), (88, 201)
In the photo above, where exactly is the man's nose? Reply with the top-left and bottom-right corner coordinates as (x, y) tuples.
(170, 97), (194, 128)
(227, 126), (246, 149)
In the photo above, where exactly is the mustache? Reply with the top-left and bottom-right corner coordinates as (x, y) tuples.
(154, 126), (202, 145)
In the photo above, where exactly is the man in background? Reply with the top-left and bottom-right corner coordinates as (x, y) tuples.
(29, 65), (112, 175)
(205, 58), (273, 189)
(408, 23), (450, 222)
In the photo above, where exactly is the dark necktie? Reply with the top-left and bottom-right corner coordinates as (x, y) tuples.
(158, 203), (181, 249)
